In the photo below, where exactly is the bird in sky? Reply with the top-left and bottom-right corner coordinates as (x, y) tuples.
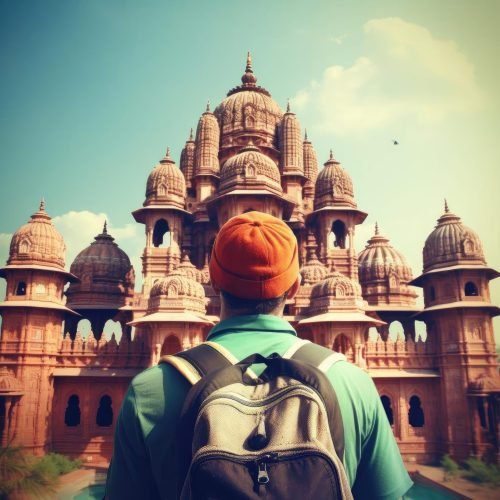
(393, 140), (399, 145)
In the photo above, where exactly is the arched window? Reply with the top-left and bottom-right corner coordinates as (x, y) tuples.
(64, 395), (81, 427)
(388, 321), (404, 340)
(464, 282), (479, 297)
(381, 395), (394, 425)
(429, 286), (436, 302)
(15, 282), (26, 296)
(161, 335), (182, 356)
(408, 395), (425, 427)
(333, 334), (352, 355)
(331, 220), (347, 249)
(153, 219), (171, 248)
(35, 283), (46, 294)
(96, 395), (113, 427)
(76, 319), (92, 338)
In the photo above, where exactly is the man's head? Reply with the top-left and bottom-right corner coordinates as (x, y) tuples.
(209, 211), (300, 317)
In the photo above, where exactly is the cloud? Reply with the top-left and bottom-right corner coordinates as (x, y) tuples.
(329, 34), (347, 45)
(291, 17), (484, 135)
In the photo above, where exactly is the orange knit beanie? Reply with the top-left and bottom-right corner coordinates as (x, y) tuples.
(209, 211), (299, 299)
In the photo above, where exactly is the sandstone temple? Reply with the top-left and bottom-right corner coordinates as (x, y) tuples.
(0, 55), (498, 466)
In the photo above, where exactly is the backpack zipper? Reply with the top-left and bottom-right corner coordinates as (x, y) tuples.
(190, 448), (344, 497)
(198, 384), (318, 412)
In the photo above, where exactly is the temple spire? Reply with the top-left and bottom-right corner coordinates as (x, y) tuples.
(246, 51), (252, 72)
(189, 128), (193, 141)
(206, 100), (211, 112)
(304, 129), (308, 141)
(103, 220), (108, 234)
(39, 197), (45, 211)
(375, 221), (379, 235)
(286, 99), (291, 113)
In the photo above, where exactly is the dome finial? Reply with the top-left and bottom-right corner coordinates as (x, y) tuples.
(246, 51), (252, 72)
(206, 100), (211, 112)
(375, 221), (379, 235)
(166, 146), (171, 158)
(304, 129), (308, 141)
(241, 52), (257, 86)
(39, 197), (45, 212)
(444, 198), (449, 213)
(286, 98), (291, 113)
(329, 149), (333, 160)
(103, 220), (108, 234)
(189, 128), (193, 141)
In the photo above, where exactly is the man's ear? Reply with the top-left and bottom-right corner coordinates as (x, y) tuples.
(286, 275), (301, 300)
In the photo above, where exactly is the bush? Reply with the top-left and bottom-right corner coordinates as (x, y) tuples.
(440, 454), (460, 480)
(38, 452), (83, 476)
(0, 447), (82, 499)
(462, 457), (500, 487)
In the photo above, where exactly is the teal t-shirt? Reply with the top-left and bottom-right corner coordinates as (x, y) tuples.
(106, 315), (412, 499)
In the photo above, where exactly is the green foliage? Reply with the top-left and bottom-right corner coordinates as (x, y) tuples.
(440, 454), (460, 480)
(0, 447), (82, 499)
(39, 452), (83, 476)
(462, 457), (500, 486)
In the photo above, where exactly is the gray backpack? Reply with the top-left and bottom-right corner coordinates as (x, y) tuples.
(161, 339), (353, 500)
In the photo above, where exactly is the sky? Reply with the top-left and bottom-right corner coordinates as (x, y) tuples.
(0, 0), (499, 341)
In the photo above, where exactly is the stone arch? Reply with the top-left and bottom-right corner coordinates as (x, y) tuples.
(331, 220), (347, 249)
(388, 321), (404, 340)
(18, 239), (30, 254)
(464, 281), (479, 297)
(96, 394), (113, 427)
(103, 319), (123, 342)
(414, 321), (427, 341)
(64, 394), (81, 427)
(245, 164), (256, 177)
(332, 334), (353, 357)
(408, 394), (425, 427)
(161, 334), (182, 355)
(157, 183), (168, 196)
(380, 395), (394, 425)
(462, 238), (475, 255)
(76, 319), (92, 338)
(153, 219), (171, 248)
(15, 281), (26, 296)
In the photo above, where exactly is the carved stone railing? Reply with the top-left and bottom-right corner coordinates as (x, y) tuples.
(365, 335), (437, 370)
(57, 331), (149, 369)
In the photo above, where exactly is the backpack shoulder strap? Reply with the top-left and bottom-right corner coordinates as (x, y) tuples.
(284, 338), (346, 373)
(160, 341), (258, 385)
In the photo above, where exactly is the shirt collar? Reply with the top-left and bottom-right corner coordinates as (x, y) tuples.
(207, 314), (297, 340)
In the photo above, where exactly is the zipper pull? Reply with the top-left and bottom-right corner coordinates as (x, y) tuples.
(257, 461), (269, 484)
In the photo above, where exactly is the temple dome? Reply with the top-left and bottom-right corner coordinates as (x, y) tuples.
(314, 152), (356, 209)
(300, 238), (328, 285)
(175, 253), (204, 283)
(145, 149), (186, 208)
(423, 203), (485, 272)
(150, 271), (205, 300)
(8, 200), (66, 269)
(311, 271), (363, 300)
(0, 367), (24, 395)
(214, 54), (283, 151)
(68, 223), (134, 293)
(219, 145), (282, 193)
(358, 224), (414, 284)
